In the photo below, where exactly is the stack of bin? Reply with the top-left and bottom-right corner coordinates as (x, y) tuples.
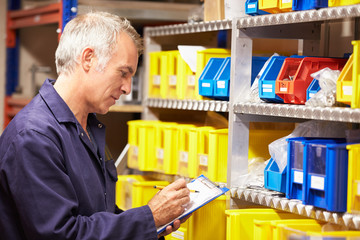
(286, 137), (349, 212)
(275, 57), (347, 104)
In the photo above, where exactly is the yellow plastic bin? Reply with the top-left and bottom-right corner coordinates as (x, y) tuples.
(127, 120), (140, 169)
(254, 219), (324, 240)
(163, 123), (180, 174)
(347, 143), (360, 213)
(160, 50), (180, 99)
(329, 0), (360, 6)
(351, 40), (360, 108)
(195, 48), (231, 100)
(259, 0), (289, 13)
(170, 221), (189, 240)
(279, 0), (293, 12)
(177, 124), (197, 177)
(338, 41), (360, 108)
(277, 223), (357, 239)
(187, 195), (227, 240)
(225, 208), (307, 240)
(132, 180), (169, 208)
(276, 222), (324, 240)
(149, 51), (163, 98)
(307, 230), (360, 238)
(154, 121), (177, 174)
(337, 54), (353, 105)
(200, 128), (228, 183)
(188, 126), (215, 179)
(136, 120), (158, 171)
(177, 56), (196, 100)
(248, 128), (293, 160)
(116, 175), (148, 211)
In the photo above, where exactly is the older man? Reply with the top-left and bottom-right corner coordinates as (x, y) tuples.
(0, 12), (190, 240)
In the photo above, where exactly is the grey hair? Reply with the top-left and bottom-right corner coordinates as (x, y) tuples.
(55, 12), (143, 76)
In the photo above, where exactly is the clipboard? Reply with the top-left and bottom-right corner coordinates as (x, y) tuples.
(156, 175), (229, 234)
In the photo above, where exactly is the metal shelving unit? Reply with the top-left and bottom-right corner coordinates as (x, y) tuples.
(227, 4), (360, 199)
(141, 4), (360, 230)
(5, 0), (77, 128)
(143, 18), (232, 120)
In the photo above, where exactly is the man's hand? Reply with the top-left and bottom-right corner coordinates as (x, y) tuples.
(157, 214), (192, 238)
(148, 178), (191, 236)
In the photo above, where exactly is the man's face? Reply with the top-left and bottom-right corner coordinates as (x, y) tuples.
(87, 32), (138, 114)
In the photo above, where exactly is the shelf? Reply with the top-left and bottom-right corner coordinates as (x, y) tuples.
(233, 102), (360, 123)
(7, 3), (61, 30)
(78, 0), (200, 23)
(236, 5), (360, 29)
(231, 187), (360, 230)
(145, 19), (232, 36)
(109, 104), (143, 113)
(145, 98), (229, 112)
(145, 5), (360, 37)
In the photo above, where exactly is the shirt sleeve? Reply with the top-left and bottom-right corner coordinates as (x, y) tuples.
(2, 129), (159, 240)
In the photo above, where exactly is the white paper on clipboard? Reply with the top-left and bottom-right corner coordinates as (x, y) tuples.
(156, 175), (229, 234)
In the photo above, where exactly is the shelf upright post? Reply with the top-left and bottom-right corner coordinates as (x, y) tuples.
(227, 18), (253, 208)
(4, 0), (21, 129)
(143, 27), (162, 121)
(60, 0), (78, 34)
(4, 0), (78, 129)
(6, 0), (21, 96)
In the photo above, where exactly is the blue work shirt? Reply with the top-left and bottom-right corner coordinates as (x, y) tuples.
(0, 79), (159, 240)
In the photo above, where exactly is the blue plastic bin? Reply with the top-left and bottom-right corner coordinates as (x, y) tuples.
(214, 57), (231, 100)
(304, 141), (348, 212)
(264, 158), (287, 193)
(252, 56), (269, 85)
(259, 56), (287, 103)
(245, 0), (270, 16)
(199, 58), (225, 97)
(286, 137), (309, 201)
(212, 56), (268, 100)
(292, 0), (328, 11)
(306, 79), (320, 101)
(286, 137), (346, 203)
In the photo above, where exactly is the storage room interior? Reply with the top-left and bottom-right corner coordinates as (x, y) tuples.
(3, 0), (360, 239)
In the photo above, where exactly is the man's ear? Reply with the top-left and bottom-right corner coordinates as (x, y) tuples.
(81, 47), (94, 72)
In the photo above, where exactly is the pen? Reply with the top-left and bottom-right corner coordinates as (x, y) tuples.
(153, 185), (199, 193)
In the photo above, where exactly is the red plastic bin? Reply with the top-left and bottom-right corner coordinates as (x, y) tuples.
(275, 57), (347, 104)
(275, 57), (304, 101)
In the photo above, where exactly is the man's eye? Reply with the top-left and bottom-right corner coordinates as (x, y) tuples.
(121, 71), (127, 78)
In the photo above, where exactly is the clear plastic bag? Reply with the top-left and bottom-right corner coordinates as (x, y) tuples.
(305, 67), (341, 107)
(234, 157), (267, 188)
(268, 120), (348, 172)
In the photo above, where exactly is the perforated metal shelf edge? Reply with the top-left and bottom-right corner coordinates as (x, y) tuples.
(233, 102), (360, 123)
(145, 98), (229, 112)
(146, 19), (232, 36)
(231, 187), (360, 230)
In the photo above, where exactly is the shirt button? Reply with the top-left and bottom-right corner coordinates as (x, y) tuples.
(100, 157), (103, 161)
(98, 124), (103, 128)
(81, 132), (84, 137)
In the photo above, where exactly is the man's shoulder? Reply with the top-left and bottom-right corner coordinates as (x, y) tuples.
(3, 95), (61, 140)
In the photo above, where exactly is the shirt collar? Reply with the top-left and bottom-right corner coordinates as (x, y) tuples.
(39, 78), (78, 124)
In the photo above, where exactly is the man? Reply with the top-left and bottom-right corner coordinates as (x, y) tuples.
(0, 12), (190, 240)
